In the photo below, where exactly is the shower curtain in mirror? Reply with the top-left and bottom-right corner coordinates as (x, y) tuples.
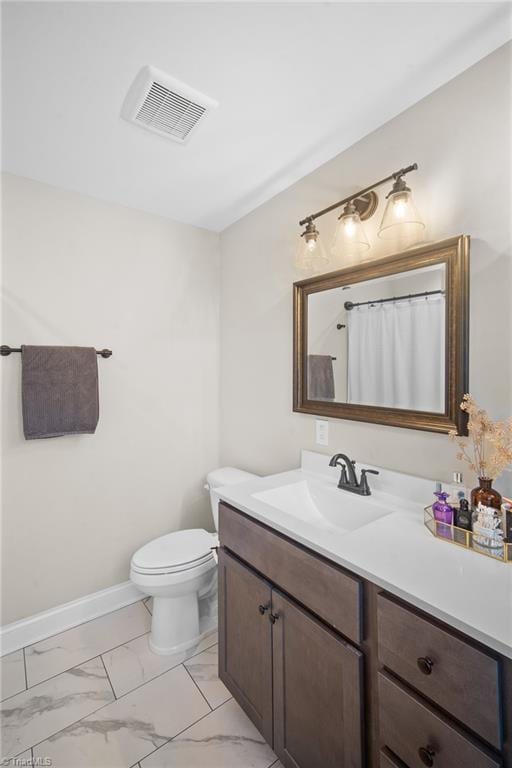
(346, 295), (445, 412)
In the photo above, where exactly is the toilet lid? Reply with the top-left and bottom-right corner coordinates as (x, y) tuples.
(131, 529), (215, 572)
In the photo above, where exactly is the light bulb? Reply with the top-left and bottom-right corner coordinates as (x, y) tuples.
(344, 217), (356, 238)
(393, 195), (408, 219)
(331, 202), (370, 264)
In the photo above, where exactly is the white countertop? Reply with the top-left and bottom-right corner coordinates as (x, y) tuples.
(216, 451), (512, 658)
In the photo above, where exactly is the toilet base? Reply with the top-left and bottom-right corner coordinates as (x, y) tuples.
(149, 593), (201, 655)
(149, 627), (212, 656)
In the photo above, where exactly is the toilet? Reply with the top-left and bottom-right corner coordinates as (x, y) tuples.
(130, 467), (256, 655)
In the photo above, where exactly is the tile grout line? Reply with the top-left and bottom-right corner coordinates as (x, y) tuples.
(22, 647), (28, 690)
(2, 629), (218, 707)
(135, 698), (236, 768)
(18, 617), (218, 695)
(1, 628), (152, 702)
(28, 677), (233, 763)
(142, 599), (152, 617)
(182, 662), (213, 711)
(99, 654), (117, 700)
(24, 644), (220, 756)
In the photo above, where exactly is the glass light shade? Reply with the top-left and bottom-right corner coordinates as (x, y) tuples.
(331, 208), (370, 263)
(295, 228), (330, 272)
(378, 188), (425, 247)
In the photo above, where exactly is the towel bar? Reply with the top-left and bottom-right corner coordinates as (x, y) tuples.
(1, 345), (112, 358)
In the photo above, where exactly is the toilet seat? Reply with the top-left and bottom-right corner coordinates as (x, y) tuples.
(131, 529), (215, 576)
(129, 466), (258, 655)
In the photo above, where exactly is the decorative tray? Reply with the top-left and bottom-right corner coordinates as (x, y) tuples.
(424, 506), (511, 564)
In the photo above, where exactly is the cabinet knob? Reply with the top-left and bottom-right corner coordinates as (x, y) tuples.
(269, 612), (279, 624)
(417, 656), (434, 675)
(258, 604), (268, 615)
(418, 745), (435, 766)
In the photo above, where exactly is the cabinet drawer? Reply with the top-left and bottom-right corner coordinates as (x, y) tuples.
(377, 594), (501, 748)
(379, 672), (502, 768)
(219, 502), (362, 643)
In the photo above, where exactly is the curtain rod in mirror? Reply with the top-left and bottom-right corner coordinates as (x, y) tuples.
(344, 289), (445, 311)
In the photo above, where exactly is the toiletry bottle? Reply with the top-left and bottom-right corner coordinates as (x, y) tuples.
(432, 484), (454, 525)
(455, 498), (472, 531)
(449, 471), (469, 505)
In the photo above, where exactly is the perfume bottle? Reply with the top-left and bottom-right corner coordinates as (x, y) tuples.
(432, 489), (454, 525)
(455, 498), (472, 531)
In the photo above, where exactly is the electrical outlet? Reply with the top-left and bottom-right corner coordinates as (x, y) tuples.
(315, 419), (329, 446)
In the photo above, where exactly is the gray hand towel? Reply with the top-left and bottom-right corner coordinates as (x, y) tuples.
(22, 345), (99, 439)
(308, 354), (335, 401)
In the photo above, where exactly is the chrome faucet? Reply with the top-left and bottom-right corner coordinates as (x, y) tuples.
(329, 453), (379, 496)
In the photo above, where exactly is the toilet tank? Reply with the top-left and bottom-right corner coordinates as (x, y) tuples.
(206, 467), (258, 531)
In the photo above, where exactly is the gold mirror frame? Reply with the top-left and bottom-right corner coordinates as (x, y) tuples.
(293, 235), (469, 435)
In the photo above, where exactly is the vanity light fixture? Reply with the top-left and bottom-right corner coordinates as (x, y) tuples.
(295, 220), (329, 272)
(378, 175), (425, 246)
(297, 163), (423, 271)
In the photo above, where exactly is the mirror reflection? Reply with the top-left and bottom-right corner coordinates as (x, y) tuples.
(307, 264), (446, 412)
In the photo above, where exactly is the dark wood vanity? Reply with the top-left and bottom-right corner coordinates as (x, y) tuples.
(218, 501), (512, 768)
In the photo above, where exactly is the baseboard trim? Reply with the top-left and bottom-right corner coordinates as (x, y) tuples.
(0, 581), (144, 656)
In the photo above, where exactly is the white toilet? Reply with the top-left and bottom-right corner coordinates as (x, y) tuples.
(130, 467), (256, 655)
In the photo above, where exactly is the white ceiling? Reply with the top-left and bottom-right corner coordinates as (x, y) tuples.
(2, 2), (510, 231)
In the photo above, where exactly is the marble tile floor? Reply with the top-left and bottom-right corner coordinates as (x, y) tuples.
(1, 599), (279, 768)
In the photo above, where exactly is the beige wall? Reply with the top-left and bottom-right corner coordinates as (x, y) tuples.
(1, 174), (220, 624)
(219, 44), (512, 493)
(2, 43), (511, 625)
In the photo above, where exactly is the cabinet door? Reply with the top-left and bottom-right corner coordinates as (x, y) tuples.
(218, 548), (273, 744)
(272, 589), (364, 768)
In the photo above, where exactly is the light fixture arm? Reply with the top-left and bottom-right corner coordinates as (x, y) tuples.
(298, 163), (418, 227)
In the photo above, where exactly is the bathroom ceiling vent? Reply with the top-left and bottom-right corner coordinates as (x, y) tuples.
(121, 66), (218, 144)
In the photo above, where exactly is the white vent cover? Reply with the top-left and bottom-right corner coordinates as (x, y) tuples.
(121, 66), (218, 143)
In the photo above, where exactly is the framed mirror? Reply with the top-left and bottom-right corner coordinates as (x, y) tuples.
(293, 235), (469, 434)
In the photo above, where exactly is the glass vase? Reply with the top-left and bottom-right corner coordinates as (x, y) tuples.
(471, 477), (502, 511)
(471, 477), (503, 549)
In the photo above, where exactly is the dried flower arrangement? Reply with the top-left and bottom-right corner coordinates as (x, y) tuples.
(449, 394), (512, 481)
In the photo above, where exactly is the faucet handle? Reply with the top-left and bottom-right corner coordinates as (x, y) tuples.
(359, 468), (379, 496)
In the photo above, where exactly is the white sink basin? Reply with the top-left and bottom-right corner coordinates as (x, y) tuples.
(252, 477), (392, 534)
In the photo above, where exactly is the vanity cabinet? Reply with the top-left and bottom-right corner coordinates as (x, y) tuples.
(218, 519), (364, 768)
(218, 502), (511, 768)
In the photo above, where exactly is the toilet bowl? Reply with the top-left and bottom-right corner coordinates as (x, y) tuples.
(130, 467), (257, 655)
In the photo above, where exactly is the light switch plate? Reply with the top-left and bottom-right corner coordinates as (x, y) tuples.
(315, 419), (329, 446)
